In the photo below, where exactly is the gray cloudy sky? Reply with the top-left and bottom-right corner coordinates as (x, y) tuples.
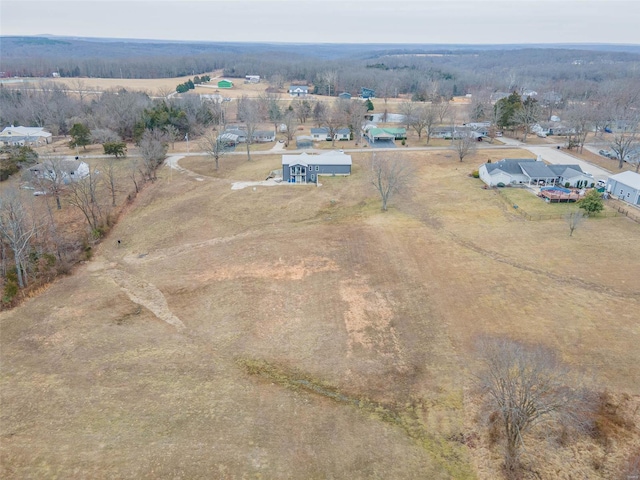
(2, 0), (639, 45)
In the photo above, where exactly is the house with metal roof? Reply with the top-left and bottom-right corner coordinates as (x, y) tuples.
(217, 79), (233, 89)
(0, 125), (53, 145)
(220, 128), (247, 144)
(282, 151), (352, 183)
(607, 171), (640, 205)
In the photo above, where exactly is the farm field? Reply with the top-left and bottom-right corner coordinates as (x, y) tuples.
(1, 148), (639, 478)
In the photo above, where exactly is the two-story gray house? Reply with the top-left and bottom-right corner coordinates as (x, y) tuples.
(282, 151), (352, 183)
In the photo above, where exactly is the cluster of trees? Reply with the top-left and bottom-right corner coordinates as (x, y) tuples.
(175, 75), (211, 93)
(1, 161), (110, 305)
(0, 146), (38, 181)
(0, 84), (222, 144)
(463, 79), (639, 169)
(0, 125), (172, 305)
(5, 36), (640, 104)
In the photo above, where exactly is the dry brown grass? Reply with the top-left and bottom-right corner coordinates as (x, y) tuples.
(6, 71), (222, 97)
(1, 147), (639, 479)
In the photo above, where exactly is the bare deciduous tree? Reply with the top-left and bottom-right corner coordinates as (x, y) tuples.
(91, 128), (121, 144)
(30, 156), (68, 210)
(434, 99), (450, 125)
(163, 124), (180, 151)
(565, 210), (585, 237)
(370, 153), (413, 211)
(128, 157), (141, 194)
(138, 129), (168, 180)
(565, 103), (592, 153)
(292, 99), (312, 124)
(313, 101), (327, 127)
(513, 97), (541, 143)
(0, 189), (39, 288)
(610, 124), (639, 170)
(451, 133), (477, 162)
(199, 131), (226, 171)
(103, 158), (119, 207)
(321, 102), (346, 147)
(400, 101), (416, 131)
(405, 104), (436, 143)
(321, 70), (338, 96)
(237, 96), (262, 161)
(342, 99), (367, 146)
(282, 108), (297, 145)
(67, 167), (103, 232)
(475, 336), (593, 477)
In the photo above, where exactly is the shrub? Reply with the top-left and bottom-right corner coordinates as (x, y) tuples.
(565, 182), (570, 188)
(579, 189), (604, 215)
(2, 270), (19, 305)
(472, 170), (479, 178)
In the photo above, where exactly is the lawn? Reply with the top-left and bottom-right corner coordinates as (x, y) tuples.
(2, 148), (639, 479)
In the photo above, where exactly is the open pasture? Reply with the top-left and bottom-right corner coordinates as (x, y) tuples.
(1, 148), (639, 478)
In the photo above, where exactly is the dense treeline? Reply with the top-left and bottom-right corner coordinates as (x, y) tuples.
(2, 36), (639, 102)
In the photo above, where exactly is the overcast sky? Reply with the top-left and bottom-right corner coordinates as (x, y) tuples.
(2, 0), (639, 45)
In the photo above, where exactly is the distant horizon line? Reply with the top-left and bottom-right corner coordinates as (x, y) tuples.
(2, 34), (639, 48)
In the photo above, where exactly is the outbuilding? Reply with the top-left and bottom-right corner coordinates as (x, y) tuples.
(607, 171), (640, 205)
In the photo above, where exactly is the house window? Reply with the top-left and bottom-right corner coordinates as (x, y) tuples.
(620, 190), (624, 195)
(315, 166), (319, 171)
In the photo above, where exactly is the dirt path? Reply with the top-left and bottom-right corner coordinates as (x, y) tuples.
(164, 155), (206, 181)
(121, 231), (254, 264)
(89, 264), (186, 331)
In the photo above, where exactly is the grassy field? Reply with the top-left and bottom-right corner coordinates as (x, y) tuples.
(1, 148), (639, 478)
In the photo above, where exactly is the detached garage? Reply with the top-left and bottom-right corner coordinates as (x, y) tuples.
(607, 171), (640, 205)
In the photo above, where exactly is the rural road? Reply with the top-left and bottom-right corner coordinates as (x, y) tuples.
(68, 137), (614, 182)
